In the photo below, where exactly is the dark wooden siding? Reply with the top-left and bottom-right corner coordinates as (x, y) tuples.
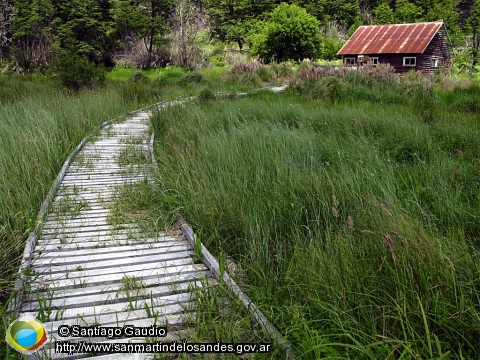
(420, 31), (450, 73)
(372, 54), (420, 74)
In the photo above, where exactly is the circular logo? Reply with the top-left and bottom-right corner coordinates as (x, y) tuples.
(6, 314), (49, 354)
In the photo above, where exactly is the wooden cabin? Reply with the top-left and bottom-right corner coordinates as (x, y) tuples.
(337, 21), (452, 74)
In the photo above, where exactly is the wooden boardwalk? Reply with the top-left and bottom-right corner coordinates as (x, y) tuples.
(17, 110), (210, 359)
(12, 88), (294, 360)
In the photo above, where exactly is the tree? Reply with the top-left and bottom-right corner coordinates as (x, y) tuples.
(113, 0), (174, 63)
(373, 3), (394, 24)
(169, 0), (207, 68)
(467, 0), (480, 74)
(49, 0), (116, 89)
(249, 3), (322, 63)
(0, 0), (13, 59)
(323, 0), (359, 29)
(425, 0), (461, 45)
(11, 0), (54, 70)
(204, 0), (276, 49)
(51, 0), (115, 66)
(394, 0), (423, 23)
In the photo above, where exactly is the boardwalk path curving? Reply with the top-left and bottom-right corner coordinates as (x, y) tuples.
(17, 109), (207, 359)
(11, 87), (293, 359)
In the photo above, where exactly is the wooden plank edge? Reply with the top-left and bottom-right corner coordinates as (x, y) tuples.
(7, 99), (174, 319)
(177, 216), (296, 359)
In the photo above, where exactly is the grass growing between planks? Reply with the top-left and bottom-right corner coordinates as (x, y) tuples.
(0, 73), (176, 359)
(151, 79), (480, 358)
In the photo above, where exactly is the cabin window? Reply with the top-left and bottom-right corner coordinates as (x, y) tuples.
(370, 57), (379, 65)
(345, 57), (355, 65)
(403, 57), (416, 66)
(431, 58), (438, 67)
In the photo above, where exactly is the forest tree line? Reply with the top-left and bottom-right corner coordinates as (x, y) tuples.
(0, 0), (479, 81)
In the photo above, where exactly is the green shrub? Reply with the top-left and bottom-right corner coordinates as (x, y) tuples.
(249, 3), (322, 63)
(238, 72), (261, 87)
(318, 36), (342, 61)
(197, 88), (217, 103)
(270, 62), (293, 78)
(128, 70), (149, 84)
(53, 52), (106, 91)
(254, 66), (273, 82)
(209, 53), (226, 67)
(154, 76), (169, 88)
(181, 71), (206, 85)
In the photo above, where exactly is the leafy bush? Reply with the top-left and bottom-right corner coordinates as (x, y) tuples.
(318, 36), (342, 61)
(254, 66), (274, 82)
(209, 53), (226, 67)
(197, 88), (216, 103)
(249, 3), (322, 63)
(180, 71), (206, 84)
(53, 52), (106, 91)
(238, 72), (261, 87)
(128, 70), (149, 84)
(270, 62), (293, 78)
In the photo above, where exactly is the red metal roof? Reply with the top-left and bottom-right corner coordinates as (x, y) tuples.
(337, 21), (443, 55)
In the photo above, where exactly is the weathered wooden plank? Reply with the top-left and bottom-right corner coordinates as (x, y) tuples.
(35, 238), (184, 252)
(22, 292), (195, 320)
(54, 190), (115, 199)
(38, 233), (176, 244)
(34, 258), (196, 282)
(43, 218), (109, 228)
(30, 263), (208, 290)
(34, 239), (161, 252)
(31, 250), (194, 274)
(61, 175), (144, 182)
(42, 224), (137, 235)
(39, 304), (189, 329)
(32, 244), (189, 265)
(22, 280), (201, 311)
(47, 209), (111, 221)
(38, 230), (147, 242)
(25, 272), (208, 302)
(33, 241), (188, 259)
(50, 201), (113, 208)
(61, 174), (145, 181)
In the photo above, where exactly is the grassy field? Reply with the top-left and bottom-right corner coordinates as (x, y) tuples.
(1, 64), (480, 358)
(150, 69), (480, 358)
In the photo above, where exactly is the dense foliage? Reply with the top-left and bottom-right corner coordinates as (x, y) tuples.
(1, 0), (480, 79)
(249, 4), (322, 62)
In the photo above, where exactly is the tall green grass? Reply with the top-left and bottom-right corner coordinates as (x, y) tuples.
(0, 73), (174, 358)
(151, 80), (480, 357)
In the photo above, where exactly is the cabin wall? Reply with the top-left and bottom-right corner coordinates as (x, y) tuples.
(342, 30), (450, 74)
(420, 31), (450, 73)
(372, 54), (419, 74)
